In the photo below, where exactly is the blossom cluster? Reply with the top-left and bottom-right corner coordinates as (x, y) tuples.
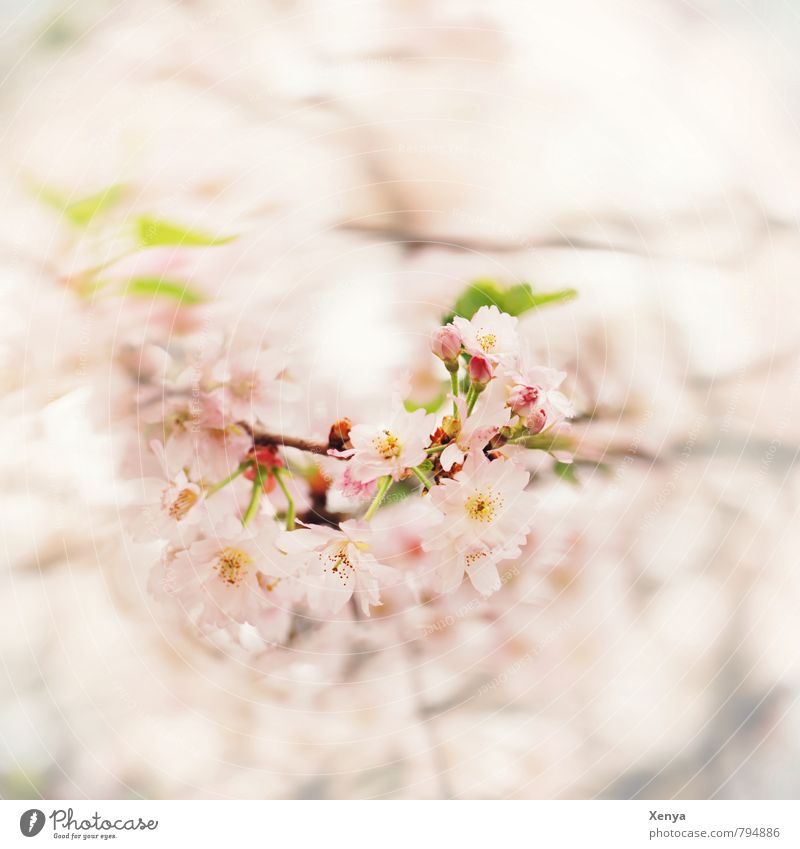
(135, 305), (573, 646)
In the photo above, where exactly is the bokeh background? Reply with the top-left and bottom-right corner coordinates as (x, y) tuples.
(2, 0), (800, 799)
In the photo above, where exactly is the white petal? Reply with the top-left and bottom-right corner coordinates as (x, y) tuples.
(440, 442), (464, 472)
(465, 550), (502, 597)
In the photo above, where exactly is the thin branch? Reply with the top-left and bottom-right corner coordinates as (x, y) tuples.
(240, 421), (335, 456)
(253, 432), (332, 455)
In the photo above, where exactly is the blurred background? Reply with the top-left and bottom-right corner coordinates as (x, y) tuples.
(2, 0), (800, 799)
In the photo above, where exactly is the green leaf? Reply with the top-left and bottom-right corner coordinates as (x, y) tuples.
(136, 215), (236, 248)
(37, 183), (126, 227)
(553, 460), (580, 485)
(444, 279), (577, 322)
(120, 276), (206, 305)
(404, 389), (447, 415)
(509, 431), (575, 454)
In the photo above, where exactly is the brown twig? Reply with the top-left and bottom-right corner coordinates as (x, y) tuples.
(253, 432), (332, 455)
(296, 507), (348, 529)
(239, 421), (336, 456)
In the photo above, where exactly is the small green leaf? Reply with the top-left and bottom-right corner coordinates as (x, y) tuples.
(404, 389), (447, 415)
(37, 183), (125, 227)
(553, 460), (580, 485)
(136, 215), (236, 248)
(444, 279), (577, 322)
(510, 431), (575, 454)
(120, 276), (206, 305)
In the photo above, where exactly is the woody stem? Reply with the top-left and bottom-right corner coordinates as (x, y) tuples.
(250, 430), (332, 455)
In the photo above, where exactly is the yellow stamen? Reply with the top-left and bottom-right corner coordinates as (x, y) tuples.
(465, 550), (488, 567)
(321, 544), (355, 583)
(167, 488), (198, 521)
(215, 547), (253, 586)
(373, 429), (402, 459)
(476, 330), (497, 354)
(465, 488), (503, 523)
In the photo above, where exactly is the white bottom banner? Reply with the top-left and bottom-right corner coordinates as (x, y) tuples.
(2, 800), (797, 848)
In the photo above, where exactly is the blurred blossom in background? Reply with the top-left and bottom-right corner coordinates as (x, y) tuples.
(2, 0), (800, 799)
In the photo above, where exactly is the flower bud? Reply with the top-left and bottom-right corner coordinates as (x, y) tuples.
(527, 408), (548, 434)
(328, 418), (352, 451)
(468, 354), (493, 388)
(248, 446), (283, 468)
(245, 446), (283, 491)
(440, 417), (461, 438)
(431, 325), (462, 370)
(507, 384), (540, 417)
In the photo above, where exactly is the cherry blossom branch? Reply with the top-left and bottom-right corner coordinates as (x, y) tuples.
(296, 506), (348, 528)
(252, 432), (332, 455)
(240, 422), (335, 456)
(133, 299), (582, 644)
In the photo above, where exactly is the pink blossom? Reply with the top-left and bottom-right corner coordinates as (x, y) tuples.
(144, 393), (252, 482)
(424, 452), (533, 596)
(339, 465), (378, 499)
(507, 384), (540, 417)
(132, 441), (204, 543)
(210, 348), (290, 426)
(316, 455), (378, 503)
(368, 499), (444, 598)
(277, 520), (397, 615)
(509, 366), (574, 432)
(155, 524), (295, 643)
(338, 407), (435, 483)
(453, 305), (520, 366)
(440, 378), (511, 472)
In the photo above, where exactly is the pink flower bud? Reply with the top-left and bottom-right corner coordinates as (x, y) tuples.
(527, 408), (548, 434)
(507, 384), (540, 417)
(431, 325), (462, 366)
(468, 354), (493, 388)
